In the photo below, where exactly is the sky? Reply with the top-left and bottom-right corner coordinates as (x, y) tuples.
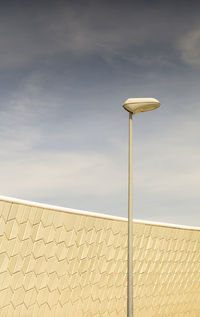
(0, 0), (200, 225)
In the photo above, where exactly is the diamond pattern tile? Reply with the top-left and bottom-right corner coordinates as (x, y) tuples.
(0, 197), (200, 316)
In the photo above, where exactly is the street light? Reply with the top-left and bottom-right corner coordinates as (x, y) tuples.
(123, 97), (160, 317)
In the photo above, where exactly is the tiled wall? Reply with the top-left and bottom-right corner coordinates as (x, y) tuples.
(0, 198), (200, 316)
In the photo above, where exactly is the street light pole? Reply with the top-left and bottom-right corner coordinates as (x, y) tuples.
(123, 98), (160, 317)
(128, 112), (133, 317)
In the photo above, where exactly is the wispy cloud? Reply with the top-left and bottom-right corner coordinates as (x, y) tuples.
(0, 0), (200, 226)
(179, 26), (200, 65)
(0, 133), (125, 210)
(0, 1), (193, 69)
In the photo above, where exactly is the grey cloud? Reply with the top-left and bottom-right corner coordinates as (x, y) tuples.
(1, 0), (200, 226)
(179, 26), (200, 65)
(0, 1), (197, 69)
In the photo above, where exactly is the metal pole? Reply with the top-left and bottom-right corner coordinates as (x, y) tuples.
(127, 112), (133, 317)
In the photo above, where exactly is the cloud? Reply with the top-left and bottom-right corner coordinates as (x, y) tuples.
(132, 110), (200, 225)
(0, 145), (125, 202)
(135, 111), (200, 191)
(0, 73), (125, 203)
(0, 2), (183, 69)
(1, 93), (200, 224)
(1, 0), (200, 225)
(179, 26), (200, 65)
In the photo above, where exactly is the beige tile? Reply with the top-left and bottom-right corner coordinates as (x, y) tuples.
(1, 198), (200, 316)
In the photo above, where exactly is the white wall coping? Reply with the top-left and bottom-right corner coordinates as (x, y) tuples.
(0, 194), (200, 231)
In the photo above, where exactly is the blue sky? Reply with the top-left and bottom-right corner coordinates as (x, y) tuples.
(0, 0), (200, 225)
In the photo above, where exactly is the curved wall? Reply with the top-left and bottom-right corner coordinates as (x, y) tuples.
(0, 196), (200, 316)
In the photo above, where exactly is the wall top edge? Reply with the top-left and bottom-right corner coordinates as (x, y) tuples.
(0, 194), (200, 231)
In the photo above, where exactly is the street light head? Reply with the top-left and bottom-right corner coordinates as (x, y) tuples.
(123, 97), (160, 114)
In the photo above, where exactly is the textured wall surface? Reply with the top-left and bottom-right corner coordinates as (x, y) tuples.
(0, 196), (200, 316)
